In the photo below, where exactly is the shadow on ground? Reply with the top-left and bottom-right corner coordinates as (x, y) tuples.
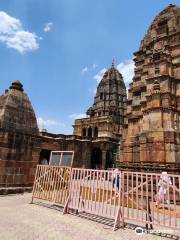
(32, 201), (180, 240)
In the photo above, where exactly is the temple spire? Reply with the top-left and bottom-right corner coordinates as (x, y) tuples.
(112, 57), (115, 67)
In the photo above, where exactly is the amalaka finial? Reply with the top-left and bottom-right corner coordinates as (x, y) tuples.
(10, 80), (24, 92)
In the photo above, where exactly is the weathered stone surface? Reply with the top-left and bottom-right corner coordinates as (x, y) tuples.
(121, 4), (180, 164)
(72, 61), (127, 169)
(0, 81), (40, 187)
(73, 60), (127, 140)
(0, 80), (39, 134)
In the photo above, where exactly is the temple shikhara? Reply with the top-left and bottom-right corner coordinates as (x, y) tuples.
(121, 4), (180, 163)
(0, 4), (179, 188)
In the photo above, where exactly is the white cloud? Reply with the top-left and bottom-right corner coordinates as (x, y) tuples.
(92, 64), (98, 69)
(117, 60), (134, 88)
(0, 11), (39, 53)
(81, 64), (98, 74)
(44, 22), (53, 32)
(81, 67), (88, 74)
(69, 113), (86, 119)
(93, 68), (107, 83)
(37, 117), (65, 131)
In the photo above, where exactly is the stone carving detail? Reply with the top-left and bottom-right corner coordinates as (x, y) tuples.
(0, 81), (39, 134)
(121, 4), (180, 163)
(87, 61), (127, 124)
(74, 60), (127, 140)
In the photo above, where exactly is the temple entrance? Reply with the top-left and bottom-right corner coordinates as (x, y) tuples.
(91, 148), (102, 169)
(39, 149), (51, 164)
(105, 150), (113, 169)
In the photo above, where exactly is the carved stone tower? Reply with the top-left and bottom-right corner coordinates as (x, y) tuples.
(121, 4), (180, 163)
(87, 59), (127, 124)
(73, 59), (127, 140)
(0, 80), (39, 134)
(73, 60), (127, 169)
(0, 81), (40, 187)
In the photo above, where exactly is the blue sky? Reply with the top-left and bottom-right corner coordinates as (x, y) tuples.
(0, 0), (179, 134)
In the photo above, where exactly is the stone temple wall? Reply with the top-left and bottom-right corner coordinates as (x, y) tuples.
(0, 81), (40, 187)
(0, 130), (40, 187)
(121, 4), (180, 163)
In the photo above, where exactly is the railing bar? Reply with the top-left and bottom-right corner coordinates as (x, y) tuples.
(70, 169), (75, 209)
(173, 176), (176, 228)
(85, 169), (89, 211)
(42, 166), (48, 200)
(141, 173), (143, 222)
(105, 171), (110, 217)
(97, 171), (102, 215)
(38, 165), (43, 199)
(127, 172), (129, 219)
(146, 174), (149, 225)
(101, 171), (106, 216)
(90, 170), (96, 213)
(53, 167), (59, 202)
(87, 170), (91, 211)
(109, 170), (114, 218)
(132, 172), (134, 219)
(78, 169), (83, 210)
(33, 165), (40, 199)
(150, 174), (154, 225)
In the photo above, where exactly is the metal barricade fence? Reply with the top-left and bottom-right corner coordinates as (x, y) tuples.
(31, 166), (180, 231)
(31, 165), (71, 206)
(67, 168), (123, 221)
(117, 171), (180, 230)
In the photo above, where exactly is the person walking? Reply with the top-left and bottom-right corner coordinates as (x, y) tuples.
(112, 168), (121, 191)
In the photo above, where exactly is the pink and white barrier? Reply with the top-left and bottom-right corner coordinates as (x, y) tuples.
(32, 166), (180, 231)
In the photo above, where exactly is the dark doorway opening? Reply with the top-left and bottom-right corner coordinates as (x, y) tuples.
(105, 150), (113, 169)
(94, 127), (98, 138)
(88, 127), (92, 137)
(91, 147), (102, 169)
(39, 149), (51, 164)
(82, 128), (86, 137)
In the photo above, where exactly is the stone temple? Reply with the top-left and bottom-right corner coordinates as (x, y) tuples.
(0, 4), (179, 188)
(0, 61), (126, 187)
(121, 4), (180, 164)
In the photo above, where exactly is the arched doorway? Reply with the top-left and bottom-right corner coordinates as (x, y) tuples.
(91, 147), (102, 169)
(88, 127), (92, 137)
(105, 150), (113, 169)
(94, 126), (98, 138)
(82, 128), (86, 137)
(39, 149), (51, 164)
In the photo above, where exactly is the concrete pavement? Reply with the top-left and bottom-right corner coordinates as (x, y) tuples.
(0, 193), (179, 240)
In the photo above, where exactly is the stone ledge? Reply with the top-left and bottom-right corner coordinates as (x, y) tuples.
(0, 187), (32, 195)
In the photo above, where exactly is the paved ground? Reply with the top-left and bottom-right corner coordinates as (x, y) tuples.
(0, 193), (179, 240)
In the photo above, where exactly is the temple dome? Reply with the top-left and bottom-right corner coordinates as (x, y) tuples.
(139, 4), (179, 49)
(0, 81), (39, 135)
(10, 80), (24, 92)
(101, 65), (125, 87)
(87, 60), (127, 124)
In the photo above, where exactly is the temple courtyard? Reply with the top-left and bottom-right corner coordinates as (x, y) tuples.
(0, 193), (179, 240)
